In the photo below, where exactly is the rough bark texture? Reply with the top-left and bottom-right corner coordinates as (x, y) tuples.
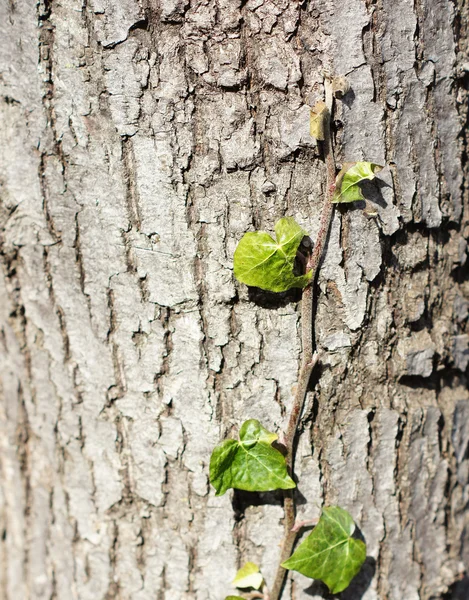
(1, 1), (469, 599)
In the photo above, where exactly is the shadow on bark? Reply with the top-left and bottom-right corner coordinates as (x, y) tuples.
(444, 576), (469, 599)
(231, 490), (282, 519)
(359, 177), (391, 209)
(247, 285), (303, 309)
(231, 486), (310, 519)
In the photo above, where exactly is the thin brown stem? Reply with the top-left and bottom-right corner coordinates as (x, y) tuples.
(269, 78), (337, 600)
(291, 518), (319, 533)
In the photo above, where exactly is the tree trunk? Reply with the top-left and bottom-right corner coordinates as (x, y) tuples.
(1, 0), (468, 599)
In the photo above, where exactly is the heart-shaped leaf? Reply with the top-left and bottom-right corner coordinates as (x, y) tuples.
(209, 420), (295, 496)
(233, 217), (312, 292)
(282, 506), (366, 594)
(233, 562), (263, 590)
(332, 161), (383, 203)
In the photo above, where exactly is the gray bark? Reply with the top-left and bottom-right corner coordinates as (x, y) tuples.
(0, 0), (468, 599)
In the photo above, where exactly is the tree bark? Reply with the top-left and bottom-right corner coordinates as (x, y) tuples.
(1, 1), (468, 599)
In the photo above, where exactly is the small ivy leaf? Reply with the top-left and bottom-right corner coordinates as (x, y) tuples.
(233, 217), (312, 293)
(281, 506), (366, 594)
(332, 161), (383, 203)
(225, 597), (245, 600)
(209, 420), (296, 496)
(310, 101), (328, 140)
(233, 562), (263, 590)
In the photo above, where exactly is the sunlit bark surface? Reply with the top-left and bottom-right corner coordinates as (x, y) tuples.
(1, 1), (469, 598)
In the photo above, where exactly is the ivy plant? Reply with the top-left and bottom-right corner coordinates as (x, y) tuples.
(232, 562), (264, 590)
(233, 217), (312, 292)
(332, 161), (383, 203)
(282, 506), (367, 594)
(210, 420), (295, 495)
(209, 76), (381, 600)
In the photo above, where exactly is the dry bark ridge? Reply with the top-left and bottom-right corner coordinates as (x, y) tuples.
(0, 1), (469, 600)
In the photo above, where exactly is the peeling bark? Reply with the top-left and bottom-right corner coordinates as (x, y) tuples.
(1, 1), (469, 599)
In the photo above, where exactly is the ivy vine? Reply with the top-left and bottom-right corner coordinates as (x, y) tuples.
(209, 76), (383, 599)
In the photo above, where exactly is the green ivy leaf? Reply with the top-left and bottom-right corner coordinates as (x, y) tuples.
(233, 217), (312, 292)
(225, 597), (245, 600)
(282, 506), (366, 594)
(332, 161), (383, 203)
(233, 562), (263, 590)
(209, 420), (296, 496)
